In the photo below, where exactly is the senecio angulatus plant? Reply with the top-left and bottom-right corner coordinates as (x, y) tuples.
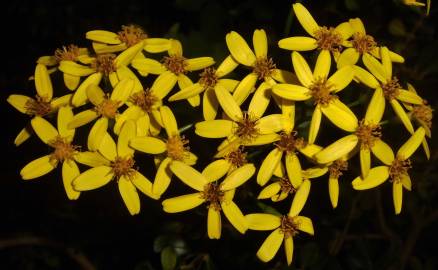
(7, 2), (433, 266)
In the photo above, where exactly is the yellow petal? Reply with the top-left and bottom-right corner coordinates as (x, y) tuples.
(98, 133), (117, 161)
(397, 90), (423, 105)
(72, 73), (102, 107)
(150, 71), (178, 100)
(144, 38), (171, 53)
(232, 73), (258, 105)
(360, 148), (371, 178)
(14, 126), (32, 146)
(162, 192), (205, 213)
(258, 182), (282, 199)
(335, 22), (354, 41)
(365, 88), (385, 124)
(31, 116), (59, 144)
(352, 166), (389, 190)
(113, 106), (144, 135)
(284, 235), (294, 266)
(380, 47), (392, 80)
(160, 106), (178, 137)
(389, 50), (405, 63)
(321, 99), (358, 132)
(62, 161), (80, 200)
(59, 61), (95, 77)
(353, 65), (380, 89)
(63, 73), (80, 90)
(136, 115), (150, 137)
(130, 136), (166, 154)
(117, 120), (136, 157)
(221, 163), (255, 190)
(294, 216), (315, 235)
(214, 84), (243, 121)
(202, 88), (219, 120)
(131, 172), (159, 200)
(293, 3), (319, 36)
(35, 64), (53, 101)
(170, 161), (208, 191)
(292, 51), (313, 87)
(329, 177), (339, 208)
(168, 83), (204, 101)
(20, 155), (57, 180)
(114, 41), (144, 67)
(256, 228), (284, 263)
(243, 134), (280, 146)
(207, 207), (222, 239)
(257, 148), (283, 186)
(57, 106), (75, 140)
(314, 50), (331, 79)
(298, 143), (322, 158)
(393, 181), (403, 215)
(328, 65), (354, 93)
(168, 39), (183, 56)
(201, 159), (231, 182)
(87, 117), (108, 151)
(256, 114), (286, 134)
(272, 84), (311, 101)
(248, 82), (272, 119)
(132, 58), (166, 74)
(308, 106), (322, 144)
(289, 179), (311, 216)
(278, 37), (317, 51)
(349, 18), (366, 34)
(246, 213), (281, 230)
(116, 65), (143, 93)
(226, 31), (256, 66)
(68, 110), (99, 129)
(215, 56), (239, 77)
(50, 94), (72, 109)
(285, 153), (303, 188)
(92, 42), (126, 54)
(74, 151), (110, 167)
(397, 127), (426, 159)
(73, 166), (114, 191)
(195, 120), (234, 138)
(315, 135), (358, 164)
(362, 53), (387, 83)
(86, 85), (105, 106)
(7, 95), (33, 114)
(186, 57), (215, 71)
(86, 30), (121, 44)
(118, 177), (141, 215)
(252, 29), (268, 57)
(337, 48), (360, 68)
(110, 78), (134, 104)
(390, 99), (414, 133)
(371, 139), (395, 165)
(281, 99), (295, 132)
(221, 200), (248, 233)
(401, 173), (412, 191)
(304, 166), (328, 178)
(153, 157), (173, 196)
(421, 139), (430, 160)
(271, 69), (299, 84)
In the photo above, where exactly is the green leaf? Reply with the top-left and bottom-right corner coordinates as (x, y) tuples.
(256, 201), (281, 216)
(161, 246), (177, 270)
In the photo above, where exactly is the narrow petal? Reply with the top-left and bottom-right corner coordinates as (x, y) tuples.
(14, 127), (32, 146)
(202, 159), (231, 182)
(221, 164), (255, 190)
(298, 144), (322, 158)
(170, 161), (208, 191)
(31, 116), (59, 144)
(168, 83), (204, 101)
(35, 64), (53, 101)
(195, 120), (234, 138)
(207, 207), (222, 239)
(315, 135), (358, 164)
(393, 181), (403, 215)
(221, 201), (248, 233)
(144, 38), (171, 53)
(232, 73), (258, 105)
(349, 18), (366, 34)
(203, 88), (219, 120)
(57, 106), (75, 140)
(371, 139), (395, 165)
(118, 177), (141, 215)
(136, 115), (150, 137)
(131, 172), (159, 200)
(62, 161), (80, 200)
(294, 216), (315, 235)
(246, 213), (281, 230)
(20, 155), (57, 180)
(215, 84), (243, 121)
(73, 166), (114, 191)
(278, 37), (317, 51)
(59, 61), (95, 77)
(86, 30), (121, 44)
(74, 151), (110, 167)
(243, 134), (280, 146)
(397, 90), (423, 105)
(248, 82), (272, 119)
(116, 65), (144, 93)
(335, 22), (354, 40)
(186, 57), (215, 71)
(308, 106), (322, 144)
(68, 110), (99, 129)
(272, 84), (310, 101)
(293, 3), (319, 36)
(113, 106), (144, 135)
(130, 136), (166, 154)
(117, 120), (136, 157)
(360, 148), (371, 178)
(401, 173), (412, 191)
(256, 228), (284, 263)
(162, 193), (204, 213)
(7, 95), (33, 114)
(284, 236), (294, 266)
(365, 88), (385, 124)
(380, 47), (392, 80)
(314, 50), (331, 79)
(253, 29), (268, 58)
(160, 106), (178, 137)
(289, 179), (311, 216)
(271, 69), (299, 84)
(258, 182), (282, 199)
(132, 58), (166, 74)
(352, 166), (389, 190)
(304, 167), (328, 178)
(110, 79), (134, 104)
(150, 71), (178, 100)
(256, 114), (286, 134)
(321, 99), (358, 132)
(215, 55), (239, 77)
(98, 133), (117, 161)
(257, 148), (282, 186)
(87, 117), (108, 151)
(285, 153), (303, 188)
(390, 99), (414, 133)
(153, 157), (173, 196)
(362, 53), (387, 83)
(114, 41), (144, 67)
(353, 66), (380, 89)
(72, 73), (102, 107)
(397, 127), (426, 159)
(328, 65), (354, 92)
(329, 177), (339, 208)
(86, 84), (105, 106)
(337, 48), (360, 68)
(292, 51), (313, 87)
(226, 31), (256, 66)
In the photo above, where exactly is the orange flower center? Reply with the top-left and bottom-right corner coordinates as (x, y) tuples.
(166, 135), (189, 161)
(111, 156), (136, 179)
(25, 96), (52, 116)
(201, 183), (224, 211)
(117, 24), (148, 47)
(279, 177), (297, 195)
(199, 67), (219, 89)
(92, 54), (117, 76)
(355, 120), (382, 149)
(54, 44), (82, 62)
(381, 78), (401, 100)
(412, 103), (433, 129)
(253, 57), (276, 80)
(309, 77), (335, 106)
(351, 33), (377, 54)
(49, 136), (78, 162)
(234, 113), (259, 142)
(280, 215), (299, 239)
(329, 159), (348, 179)
(275, 131), (306, 153)
(162, 55), (188, 75)
(314, 27), (343, 52)
(130, 89), (159, 113)
(224, 147), (247, 168)
(389, 158), (411, 183)
(95, 99), (120, 119)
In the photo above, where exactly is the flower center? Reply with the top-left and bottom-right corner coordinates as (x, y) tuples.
(381, 78), (401, 100)
(389, 158), (411, 183)
(314, 27), (343, 52)
(111, 156), (136, 179)
(329, 159), (348, 179)
(224, 147), (247, 168)
(275, 131), (306, 153)
(253, 57), (276, 80)
(130, 89), (159, 113)
(234, 113), (259, 142)
(92, 54), (117, 76)
(54, 44), (82, 62)
(201, 183), (224, 211)
(117, 24), (147, 47)
(25, 96), (52, 116)
(279, 177), (296, 195)
(355, 119), (382, 149)
(162, 55), (187, 75)
(199, 67), (219, 89)
(412, 103), (433, 129)
(94, 99), (120, 119)
(49, 136), (78, 162)
(351, 33), (377, 54)
(309, 77), (335, 106)
(280, 215), (299, 239)
(166, 135), (189, 161)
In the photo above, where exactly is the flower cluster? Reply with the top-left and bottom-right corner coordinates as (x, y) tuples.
(7, 3), (432, 266)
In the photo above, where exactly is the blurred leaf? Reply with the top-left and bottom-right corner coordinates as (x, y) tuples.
(134, 261), (156, 270)
(161, 246), (177, 270)
(344, 0), (360, 10)
(256, 201), (281, 216)
(388, 19), (407, 37)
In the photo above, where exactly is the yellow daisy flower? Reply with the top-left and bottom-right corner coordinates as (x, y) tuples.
(20, 107), (80, 200)
(201, 147), (250, 180)
(246, 193), (315, 265)
(162, 160), (255, 239)
(359, 47), (424, 133)
(73, 120), (159, 215)
(129, 106), (197, 197)
(131, 39), (215, 102)
(7, 64), (71, 146)
(195, 84), (285, 157)
(68, 79), (134, 151)
(352, 127), (426, 214)
(272, 50), (357, 144)
(278, 3), (353, 55)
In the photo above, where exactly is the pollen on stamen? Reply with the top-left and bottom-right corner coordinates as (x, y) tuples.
(389, 158), (411, 183)
(92, 54), (117, 76)
(199, 68), (219, 89)
(117, 24), (148, 47)
(351, 33), (377, 54)
(24, 96), (52, 116)
(253, 57), (276, 80)
(314, 27), (343, 52)
(201, 183), (224, 211)
(94, 98), (120, 119)
(49, 136), (79, 163)
(234, 113), (259, 142)
(381, 77), (401, 100)
(412, 103), (433, 129)
(329, 159), (348, 179)
(111, 156), (136, 179)
(166, 135), (190, 161)
(280, 215), (300, 239)
(355, 119), (382, 149)
(162, 55), (188, 75)
(130, 89), (159, 113)
(279, 177), (296, 195)
(275, 131), (306, 153)
(309, 77), (335, 106)
(224, 147), (247, 168)
(54, 45), (82, 62)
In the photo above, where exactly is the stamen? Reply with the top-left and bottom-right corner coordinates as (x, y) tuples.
(130, 89), (159, 113)
(314, 27), (343, 53)
(309, 77), (335, 106)
(49, 136), (79, 162)
(280, 215), (299, 238)
(275, 131), (306, 153)
(199, 68), (219, 89)
(381, 78), (401, 100)
(224, 147), (247, 168)
(279, 177), (296, 194)
(253, 57), (276, 80)
(54, 45), (82, 62)
(94, 99), (120, 119)
(117, 25), (147, 47)
(111, 156), (136, 179)
(201, 183), (224, 211)
(412, 103), (433, 129)
(355, 119), (382, 149)
(92, 54), (117, 76)
(234, 113), (259, 142)
(329, 160), (348, 179)
(162, 55), (187, 75)
(166, 135), (190, 161)
(351, 33), (377, 54)
(24, 96), (52, 116)
(389, 158), (411, 183)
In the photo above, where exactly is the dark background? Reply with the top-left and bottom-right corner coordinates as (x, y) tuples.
(0, 0), (437, 269)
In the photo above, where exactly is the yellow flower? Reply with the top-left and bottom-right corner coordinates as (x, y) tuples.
(226, 29), (295, 105)
(246, 193), (315, 265)
(68, 79), (134, 151)
(352, 127), (426, 214)
(131, 39), (215, 104)
(201, 147), (250, 180)
(195, 84), (286, 157)
(7, 64), (71, 146)
(86, 24), (170, 54)
(337, 18), (404, 68)
(358, 47), (424, 133)
(129, 106), (197, 197)
(162, 160), (255, 239)
(278, 3), (353, 55)
(272, 50), (357, 144)
(20, 107), (80, 200)
(73, 120), (158, 215)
